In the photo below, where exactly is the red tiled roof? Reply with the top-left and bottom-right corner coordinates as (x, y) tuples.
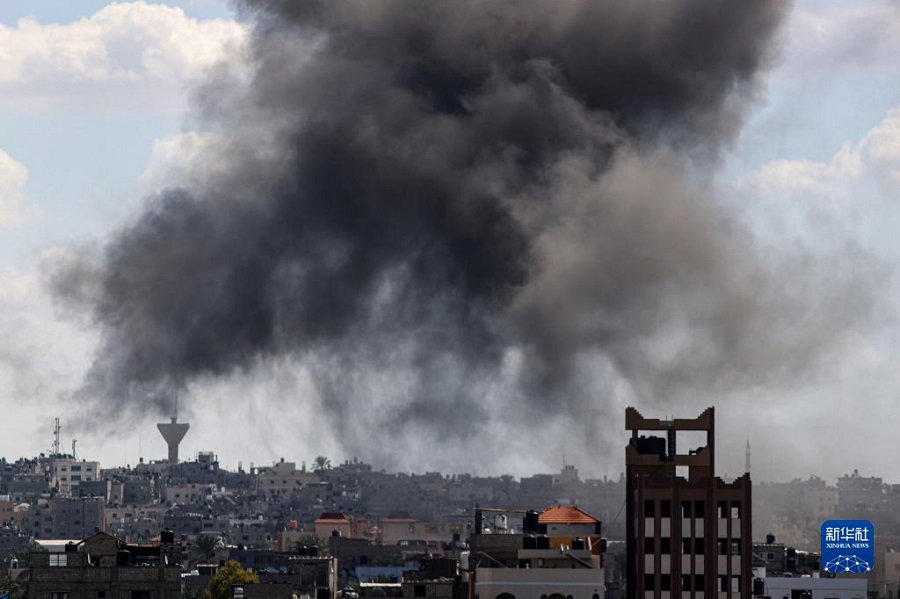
(316, 511), (350, 522)
(538, 505), (600, 524)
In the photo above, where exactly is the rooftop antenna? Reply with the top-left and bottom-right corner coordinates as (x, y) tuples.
(52, 418), (61, 456)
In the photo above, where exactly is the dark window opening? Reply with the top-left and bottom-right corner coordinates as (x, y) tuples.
(694, 538), (705, 554)
(717, 501), (728, 518)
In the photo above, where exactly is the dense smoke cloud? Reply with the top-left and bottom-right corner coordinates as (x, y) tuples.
(51, 0), (874, 469)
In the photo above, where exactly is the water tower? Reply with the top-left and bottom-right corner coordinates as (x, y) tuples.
(157, 395), (189, 463)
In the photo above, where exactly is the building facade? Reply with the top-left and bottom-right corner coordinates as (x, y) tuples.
(625, 407), (751, 599)
(28, 530), (182, 599)
(51, 460), (100, 497)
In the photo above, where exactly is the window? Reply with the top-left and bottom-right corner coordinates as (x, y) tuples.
(681, 538), (692, 554)
(681, 501), (692, 518)
(731, 541), (741, 555)
(718, 539), (728, 555)
(681, 575), (692, 591)
(694, 538), (705, 554)
(732, 504), (741, 518)
(660, 575), (671, 591)
(71, 465), (81, 472)
(49, 554), (67, 567)
(660, 500), (671, 518)
(98, 593), (106, 599)
(718, 575), (728, 592)
(51, 593), (69, 599)
(644, 538), (655, 554)
(644, 574), (655, 591)
(694, 575), (705, 592)
(660, 538), (671, 554)
(644, 500), (655, 517)
(717, 501), (728, 518)
(694, 500), (705, 515)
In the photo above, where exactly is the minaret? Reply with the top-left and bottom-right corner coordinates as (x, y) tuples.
(156, 394), (189, 463)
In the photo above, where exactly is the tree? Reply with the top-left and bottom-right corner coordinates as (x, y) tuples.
(294, 533), (326, 553)
(313, 456), (331, 471)
(208, 560), (259, 599)
(190, 535), (222, 567)
(0, 573), (27, 599)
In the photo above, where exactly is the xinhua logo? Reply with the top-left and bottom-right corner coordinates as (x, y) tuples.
(820, 520), (874, 574)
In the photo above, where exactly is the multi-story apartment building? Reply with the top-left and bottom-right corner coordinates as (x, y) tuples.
(468, 506), (605, 599)
(257, 459), (319, 500)
(26, 497), (105, 540)
(51, 459), (99, 497)
(28, 530), (182, 599)
(625, 407), (751, 599)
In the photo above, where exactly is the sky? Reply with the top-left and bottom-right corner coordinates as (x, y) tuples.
(0, 0), (899, 483)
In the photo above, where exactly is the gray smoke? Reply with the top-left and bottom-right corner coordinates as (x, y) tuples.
(50, 0), (874, 470)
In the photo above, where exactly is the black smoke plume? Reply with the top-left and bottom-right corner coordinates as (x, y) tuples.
(51, 0), (872, 470)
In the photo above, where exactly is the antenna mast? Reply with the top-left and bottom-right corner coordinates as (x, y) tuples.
(52, 418), (61, 456)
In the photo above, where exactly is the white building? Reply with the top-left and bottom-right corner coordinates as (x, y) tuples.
(51, 459), (99, 496)
(755, 572), (866, 599)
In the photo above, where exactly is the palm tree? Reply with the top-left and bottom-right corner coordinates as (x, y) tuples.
(313, 456), (331, 471)
(190, 535), (221, 567)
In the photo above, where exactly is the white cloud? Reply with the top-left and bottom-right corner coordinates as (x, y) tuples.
(786, 1), (900, 75)
(743, 107), (900, 200)
(0, 149), (40, 227)
(859, 107), (900, 187)
(0, 1), (248, 111)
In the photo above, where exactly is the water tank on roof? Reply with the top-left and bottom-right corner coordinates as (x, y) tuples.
(572, 538), (585, 550)
(537, 535), (550, 550)
(633, 435), (667, 458)
(161, 529), (175, 544)
(523, 535), (537, 550)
